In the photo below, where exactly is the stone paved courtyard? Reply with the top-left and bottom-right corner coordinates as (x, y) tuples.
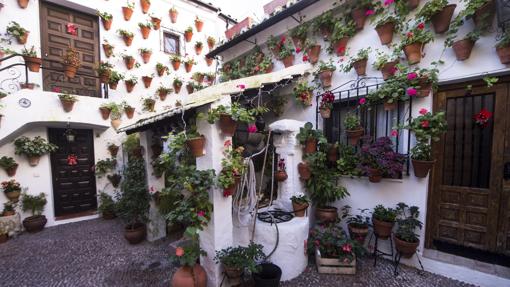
(0, 218), (476, 287)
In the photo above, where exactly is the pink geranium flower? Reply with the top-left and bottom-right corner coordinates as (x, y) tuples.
(296, 47), (302, 53)
(197, 210), (205, 217)
(237, 84), (246, 89)
(302, 55), (309, 62)
(365, 9), (375, 16)
(417, 23), (425, 30)
(175, 247), (184, 257)
(407, 87), (417, 96)
(419, 108), (428, 115)
(247, 124), (257, 133)
(384, 0), (395, 6)
(359, 98), (366, 105)
(421, 120), (430, 128)
(407, 72), (418, 80)
(391, 130), (398, 137)
(224, 140), (232, 147)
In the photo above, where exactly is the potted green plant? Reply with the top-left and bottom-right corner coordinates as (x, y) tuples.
(170, 55), (182, 71)
(312, 10), (334, 39)
(372, 50), (399, 80)
(122, 102), (136, 119)
(173, 77), (183, 93)
(184, 57), (195, 73)
(315, 60), (336, 88)
(341, 206), (371, 244)
(171, 242), (207, 286)
(139, 47), (152, 64)
(366, 77), (407, 111)
(123, 134), (143, 159)
(290, 194), (310, 217)
(14, 136), (58, 166)
(156, 86), (172, 101)
(20, 46), (41, 73)
(296, 122), (326, 154)
(3, 202), (16, 216)
(207, 36), (216, 49)
(140, 0), (151, 13)
(185, 128), (206, 158)
(58, 93), (78, 112)
(98, 191), (116, 219)
(21, 192), (48, 232)
(304, 39), (321, 64)
(336, 143), (362, 177)
(122, 1), (135, 20)
(290, 22), (309, 50)
(117, 29), (134, 46)
(293, 80), (313, 107)
(95, 158), (117, 177)
(400, 22), (434, 64)
(496, 30), (510, 64)
(214, 242), (265, 279)
(115, 157), (150, 244)
(277, 38), (295, 68)
(184, 26), (193, 42)
(156, 63), (168, 77)
(169, 6), (178, 23)
(417, 0), (456, 34)
(330, 21), (356, 56)
(0, 156), (18, 177)
(96, 10), (113, 30)
(195, 16), (204, 32)
(358, 137), (405, 182)
(195, 41), (203, 55)
(6, 21), (29, 44)
(340, 48), (371, 76)
(142, 74), (153, 88)
(200, 103), (263, 136)
(344, 113), (364, 146)
(62, 47), (81, 78)
(218, 142), (245, 197)
(102, 40), (114, 58)
(138, 21), (152, 39)
(465, 0), (495, 31)
(374, 14), (399, 45)
(394, 203), (423, 258)
(107, 142), (120, 157)
(96, 61), (113, 83)
(372, 204), (397, 239)
(125, 76), (138, 93)
(1, 179), (22, 202)
(122, 54), (136, 70)
(142, 97), (156, 112)
(446, 30), (480, 61)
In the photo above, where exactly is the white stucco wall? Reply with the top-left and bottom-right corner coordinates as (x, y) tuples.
(0, 0), (229, 226)
(213, 0), (510, 286)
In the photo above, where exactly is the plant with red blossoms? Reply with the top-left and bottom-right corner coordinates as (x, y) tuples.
(293, 80), (314, 107)
(405, 110), (447, 143)
(171, 241), (206, 267)
(399, 22), (434, 47)
(307, 223), (364, 263)
(1, 179), (21, 194)
(473, 108), (492, 128)
(218, 141), (245, 196)
(320, 91), (335, 110)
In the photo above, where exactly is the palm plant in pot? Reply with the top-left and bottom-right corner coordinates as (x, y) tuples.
(1, 179), (22, 203)
(115, 158), (150, 244)
(344, 112), (364, 146)
(296, 122), (326, 154)
(372, 204), (397, 239)
(218, 141), (245, 197)
(0, 156), (18, 177)
(14, 136), (58, 167)
(315, 60), (336, 88)
(341, 206), (371, 244)
(319, 91), (334, 119)
(358, 137), (405, 182)
(399, 22), (434, 65)
(394, 202), (423, 258)
(21, 192), (48, 232)
(214, 242), (265, 279)
(290, 194), (310, 217)
(98, 191), (116, 219)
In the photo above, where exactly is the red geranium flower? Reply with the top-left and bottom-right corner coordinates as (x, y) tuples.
(417, 23), (425, 30)
(421, 120), (430, 128)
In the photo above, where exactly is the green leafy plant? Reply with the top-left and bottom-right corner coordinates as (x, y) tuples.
(200, 102), (267, 124)
(290, 194), (310, 205)
(14, 136), (58, 158)
(0, 156), (17, 169)
(95, 158), (117, 176)
(109, 70), (125, 84)
(1, 179), (21, 194)
(293, 80), (313, 107)
(96, 61), (114, 76)
(399, 22), (434, 47)
(117, 29), (134, 38)
(496, 29), (510, 49)
(312, 10), (334, 34)
(21, 192), (47, 216)
(138, 21), (153, 29)
(214, 242), (265, 273)
(98, 192), (116, 215)
(96, 10), (113, 21)
(307, 224), (364, 262)
(218, 142), (245, 191)
(341, 205), (371, 228)
(6, 21), (29, 40)
(290, 22), (310, 42)
(336, 143), (362, 177)
(330, 20), (356, 43)
(395, 202), (423, 242)
(277, 39), (295, 59)
(344, 113), (361, 130)
(372, 204), (397, 223)
(171, 241), (207, 267)
(340, 47), (371, 73)
(405, 110), (447, 143)
(296, 122), (327, 146)
(416, 0), (449, 21)
(21, 46), (37, 57)
(58, 93), (78, 102)
(372, 49), (400, 70)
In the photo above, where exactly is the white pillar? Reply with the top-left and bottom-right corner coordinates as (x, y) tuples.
(197, 97), (234, 287)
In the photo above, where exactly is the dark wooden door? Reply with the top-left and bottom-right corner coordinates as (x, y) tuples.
(427, 80), (510, 257)
(40, 2), (101, 97)
(49, 128), (97, 217)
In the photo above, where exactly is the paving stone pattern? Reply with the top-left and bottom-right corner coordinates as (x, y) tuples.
(0, 218), (476, 287)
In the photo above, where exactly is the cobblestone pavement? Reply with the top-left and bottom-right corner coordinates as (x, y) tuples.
(0, 218), (476, 287)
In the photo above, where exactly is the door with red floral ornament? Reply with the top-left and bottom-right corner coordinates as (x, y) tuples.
(426, 79), (510, 261)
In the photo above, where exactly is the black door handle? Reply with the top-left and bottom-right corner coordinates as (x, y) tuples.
(504, 162), (510, 180)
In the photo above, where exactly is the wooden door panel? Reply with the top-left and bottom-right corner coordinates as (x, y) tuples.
(40, 2), (101, 97)
(49, 129), (97, 217)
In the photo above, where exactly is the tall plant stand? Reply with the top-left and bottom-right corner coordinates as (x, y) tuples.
(368, 232), (394, 267)
(393, 250), (425, 276)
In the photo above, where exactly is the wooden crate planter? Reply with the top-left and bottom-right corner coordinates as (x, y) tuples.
(315, 249), (356, 274)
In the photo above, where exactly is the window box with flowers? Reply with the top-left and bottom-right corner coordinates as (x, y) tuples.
(293, 81), (313, 107)
(399, 22), (434, 64)
(14, 136), (58, 167)
(358, 137), (405, 183)
(218, 141), (245, 197)
(314, 60), (336, 88)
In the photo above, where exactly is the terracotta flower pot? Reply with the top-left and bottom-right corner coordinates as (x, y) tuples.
(320, 108), (331, 119)
(109, 81), (118, 90)
(108, 145), (119, 157)
(140, 0), (150, 14)
(375, 21), (395, 45)
(18, 0), (30, 9)
(102, 18), (113, 31)
(184, 31), (193, 42)
(125, 82), (136, 93)
(304, 138), (318, 154)
(473, 0), (495, 30)
(122, 7), (133, 21)
(298, 162), (311, 180)
(141, 52), (151, 64)
(292, 201), (309, 217)
(407, 0), (420, 10)
(372, 217), (394, 239)
(60, 99), (75, 113)
(140, 26), (151, 39)
(394, 236), (419, 258)
(403, 42), (424, 65)
(172, 60), (181, 71)
(195, 20), (204, 32)
(16, 32), (29, 45)
(124, 223), (146, 244)
(195, 45), (203, 55)
(156, 67), (167, 77)
(173, 83), (182, 94)
(291, 37), (304, 50)
(265, 63), (274, 73)
(170, 10), (178, 23)
(223, 266), (243, 279)
(307, 45), (321, 64)
(23, 215), (47, 233)
(64, 65), (78, 78)
(151, 17), (161, 30)
(496, 45), (510, 64)
(23, 56), (42, 73)
(142, 76), (152, 88)
(218, 114), (237, 136)
(452, 39), (475, 61)
(352, 58), (367, 76)
(348, 224), (369, 244)
(206, 57), (214, 66)
(125, 107), (135, 119)
(111, 119), (122, 130)
(275, 170), (288, 182)
(334, 37), (349, 56)
(28, 156), (40, 167)
(380, 61), (398, 80)
(315, 206), (338, 223)
(368, 167), (383, 183)
(319, 70), (333, 88)
(103, 44), (113, 58)
(5, 191), (20, 202)
(99, 107), (111, 120)
(431, 4), (457, 34)
(186, 136), (206, 157)
(320, 26), (332, 40)
(185, 62), (193, 73)
(158, 91), (168, 101)
(3, 210), (15, 217)
(6, 164), (18, 177)
(346, 128), (364, 146)
(123, 35), (133, 46)
(281, 55), (294, 68)
(20, 83), (36, 90)
(99, 70), (111, 84)
(384, 101), (397, 111)
(186, 84), (194, 94)
(351, 8), (367, 30)
(124, 58), (135, 70)
(416, 78), (432, 98)
(412, 159), (435, 178)
(171, 264), (207, 287)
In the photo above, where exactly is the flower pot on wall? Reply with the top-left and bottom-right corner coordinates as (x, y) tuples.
(124, 107), (135, 119)
(23, 215), (47, 232)
(141, 52), (151, 64)
(140, 26), (151, 39)
(140, 0), (150, 14)
(5, 164), (19, 177)
(185, 63), (193, 73)
(375, 22), (395, 45)
(142, 76), (152, 88)
(99, 107), (111, 120)
(351, 8), (367, 30)
(124, 223), (146, 244)
(292, 201), (308, 217)
(320, 108), (331, 119)
(28, 156), (40, 167)
(101, 18), (113, 31)
(319, 26), (332, 40)
(304, 138), (317, 154)
(173, 83), (182, 94)
(412, 159), (435, 178)
(16, 32), (30, 45)
(186, 84), (194, 94)
(195, 46), (203, 55)
(60, 99), (75, 113)
(123, 35), (133, 46)
(122, 7), (133, 21)
(496, 45), (510, 64)
(158, 91), (168, 101)
(186, 136), (206, 157)
(319, 70), (333, 87)
(275, 170), (288, 182)
(206, 57), (214, 66)
(372, 217), (394, 239)
(109, 81), (119, 90)
(346, 128), (364, 146)
(111, 119), (122, 130)
(352, 59), (367, 76)
(195, 20), (204, 32)
(103, 44), (114, 58)
(184, 31), (193, 42)
(22, 56), (42, 73)
(64, 65), (78, 78)
(218, 114), (237, 136)
(384, 101), (397, 111)
(315, 206), (338, 223)
(307, 45), (321, 64)
(431, 4), (457, 34)
(281, 55), (294, 68)
(407, 0), (420, 10)
(125, 82), (136, 93)
(334, 37), (349, 56)
(403, 42), (424, 65)
(380, 61), (398, 80)
(298, 162), (311, 180)
(169, 10), (178, 23)
(394, 236), (419, 258)
(5, 191), (20, 202)
(452, 39), (475, 61)
(17, 0), (30, 9)
(473, 0), (495, 30)
(416, 78), (432, 98)
(151, 17), (161, 30)
(171, 264), (207, 287)
(108, 145), (119, 157)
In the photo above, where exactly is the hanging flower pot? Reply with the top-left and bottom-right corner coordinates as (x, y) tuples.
(124, 57), (135, 70)
(99, 107), (111, 120)
(171, 264), (207, 287)
(348, 224), (369, 244)
(101, 18), (113, 31)
(367, 167), (383, 183)
(151, 17), (161, 30)
(298, 162), (311, 180)
(23, 56), (42, 73)
(64, 65), (78, 78)
(141, 51), (152, 64)
(346, 128), (364, 146)
(375, 21), (395, 45)
(315, 206), (338, 223)
(431, 4), (457, 34)
(380, 61), (398, 80)
(412, 159), (435, 178)
(171, 59), (181, 71)
(186, 136), (206, 157)
(304, 138), (317, 154)
(28, 156), (40, 167)
(124, 106), (135, 119)
(372, 217), (394, 239)
(275, 170), (288, 182)
(319, 70), (333, 87)
(195, 45), (203, 55)
(184, 62), (193, 73)
(60, 99), (76, 113)
(452, 39), (475, 61)
(334, 37), (349, 56)
(140, 0), (151, 14)
(416, 77), (432, 98)
(281, 55), (295, 68)
(122, 6), (134, 21)
(352, 58), (368, 76)
(496, 45), (510, 64)
(320, 108), (331, 119)
(125, 81), (136, 93)
(195, 18), (204, 32)
(351, 8), (367, 30)
(394, 236), (419, 258)
(6, 164), (19, 177)
(99, 70), (111, 84)
(17, 0), (30, 9)
(320, 26), (332, 40)
(103, 43), (114, 58)
(158, 91), (168, 101)
(140, 25), (151, 39)
(108, 145), (119, 157)
(384, 101), (397, 111)
(206, 57), (214, 66)
(403, 42), (424, 65)
(142, 76), (152, 88)
(186, 83), (194, 94)
(307, 45), (321, 64)
(218, 114), (237, 136)
(473, 0), (495, 30)
(407, 0), (420, 10)
(173, 83), (182, 94)
(184, 31), (193, 42)
(169, 8), (178, 23)
(123, 35), (134, 46)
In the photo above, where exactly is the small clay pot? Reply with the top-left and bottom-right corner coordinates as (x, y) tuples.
(412, 159), (435, 178)
(351, 8), (367, 30)
(384, 102), (397, 111)
(307, 45), (321, 64)
(122, 7), (133, 21)
(218, 114), (237, 136)
(292, 201), (309, 217)
(348, 224), (369, 244)
(372, 217), (394, 239)
(195, 20), (204, 32)
(123, 35), (133, 47)
(60, 99), (76, 113)
(394, 236), (419, 258)
(170, 10), (178, 23)
(102, 18), (113, 31)
(141, 52), (152, 64)
(496, 45), (510, 65)
(275, 170), (288, 182)
(140, 0), (151, 13)
(334, 37), (349, 56)
(298, 162), (311, 180)
(281, 55), (294, 68)
(23, 215), (47, 233)
(186, 136), (206, 157)
(403, 42), (424, 65)
(184, 31), (193, 42)
(125, 82), (136, 93)
(172, 60), (181, 71)
(171, 265), (207, 287)
(23, 56), (42, 73)
(320, 108), (331, 119)
(315, 206), (338, 223)
(5, 191), (20, 202)
(304, 138), (317, 154)
(452, 39), (475, 61)
(151, 17), (161, 30)
(28, 156), (40, 167)
(99, 107), (111, 120)
(380, 61), (398, 80)
(124, 107), (135, 119)
(124, 223), (146, 244)
(346, 128), (364, 146)
(431, 4), (457, 34)
(368, 167), (383, 183)
(140, 26), (151, 39)
(319, 70), (333, 88)
(352, 58), (367, 76)
(375, 21), (395, 45)
(5, 164), (19, 177)
(142, 76), (152, 88)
